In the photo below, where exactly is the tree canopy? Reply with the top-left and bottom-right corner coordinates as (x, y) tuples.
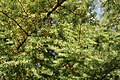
(0, 0), (120, 79)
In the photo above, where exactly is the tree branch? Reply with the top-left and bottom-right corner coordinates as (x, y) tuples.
(0, 10), (30, 50)
(0, 10), (29, 36)
(99, 65), (118, 80)
(16, 36), (28, 50)
(43, 0), (67, 21)
(96, 56), (120, 80)
(18, 0), (28, 17)
(111, 0), (120, 12)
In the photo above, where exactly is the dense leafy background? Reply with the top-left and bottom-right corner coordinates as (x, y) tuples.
(0, 0), (120, 80)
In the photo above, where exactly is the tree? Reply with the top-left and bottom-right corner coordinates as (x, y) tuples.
(0, 0), (120, 79)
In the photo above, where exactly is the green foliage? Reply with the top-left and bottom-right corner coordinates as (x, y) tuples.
(0, 0), (120, 79)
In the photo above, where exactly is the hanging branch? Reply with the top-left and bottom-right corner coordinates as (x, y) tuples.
(0, 10), (29, 36)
